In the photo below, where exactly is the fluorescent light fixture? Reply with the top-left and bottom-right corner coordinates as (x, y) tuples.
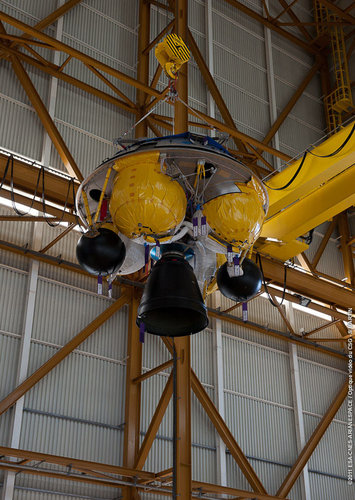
(0, 196), (38, 216)
(265, 237), (282, 243)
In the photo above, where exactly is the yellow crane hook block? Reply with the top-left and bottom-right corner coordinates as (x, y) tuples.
(155, 33), (190, 79)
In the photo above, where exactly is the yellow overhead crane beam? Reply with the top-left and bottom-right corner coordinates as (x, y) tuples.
(257, 121), (355, 260)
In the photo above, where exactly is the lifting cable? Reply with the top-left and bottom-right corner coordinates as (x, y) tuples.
(264, 122), (355, 191)
(256, 253), (287, 308)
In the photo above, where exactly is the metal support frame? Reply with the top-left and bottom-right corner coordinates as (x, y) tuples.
(338, 211), (355, 286)
(0, 446), (290, 499)
(261, 60), (321, 158)
(0, 294), (128, 417)
(39, 223), (76, 254)
(187, 29), (248, 154)
(10, 54), (83, 181)
(303, 318), (341, 338)
(208, 307), (347, 361)
(172, 3), (192, 497)
(122, 290), (142, 500)
(311, 218), (336, 268)
(41, 0), (65, 167)
(160, 337), (267, 495)
(1, 222), (43, 500)
(134, 374), (173, 470)
(224, 0), (319, 54)
(277, 376), (352, 497)
(278, 0), (313, 41)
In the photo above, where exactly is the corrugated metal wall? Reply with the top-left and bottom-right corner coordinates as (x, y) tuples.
(0, 0), (352, 499)
(0, 227), (352, 499)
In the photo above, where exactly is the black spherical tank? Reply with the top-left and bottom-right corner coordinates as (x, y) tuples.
(217, 258), (262, 302)
(76, 227), (126, 276)
(137, 251), (209, 337)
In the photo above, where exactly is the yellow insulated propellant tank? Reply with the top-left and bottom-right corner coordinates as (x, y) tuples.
(203, 177), (267, 252)
(110, 151), (187, 240)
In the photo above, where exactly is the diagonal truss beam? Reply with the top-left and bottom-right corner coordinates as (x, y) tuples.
(0, 0), (82, 57)
(0, 446), (155, 481)
(170, 108), (292, 161)
(187, 28), (248, 153)
(0, 447), (290, 498)
(0, 34), (294, 164)
(134, 374), (173, 469)
(143, 19), (175, 55)
(84, 64), (136, 108)
(0, 11), (162, 99)
(271, 0), (300, 23)
(10, 53), (83, 181)
(312, 218), (336, 268)
(261, 60), (321, 148)
(208, 308), (347, 360)
(276, 377), (352, 497)
(19, 0), (82, 37)
(133, 360), (173, 384)
(278, 0), (313, 41)
(0, 294), (128, 417)
(223, 0), (319, 55)
(0, 44), (136, 114)
(39, 223), (76, 253)
(268, 289), (296, 334)
(303, 318), (341, 338)
(338, 211), (355, 286)
(191, 371), (268, 494)
(160, 337), (268, 494)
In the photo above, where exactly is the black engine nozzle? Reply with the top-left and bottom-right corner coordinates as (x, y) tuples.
(76, 227), (126, 276)
(217, 258), (262, 302)
(137, 251), (208, 337)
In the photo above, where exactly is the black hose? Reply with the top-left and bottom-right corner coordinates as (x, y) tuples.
(257, 253), (287, 307)
(264, 151), (307, 191)
(9, 155), (42, 216)
(307, 122), (355, 158)
(264, 122), (355, 191)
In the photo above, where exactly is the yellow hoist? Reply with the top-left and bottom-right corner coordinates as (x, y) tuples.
(155, 33), (190, 79)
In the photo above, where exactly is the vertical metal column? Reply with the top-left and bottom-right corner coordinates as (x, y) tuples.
(41, 0), (65, 167)
(0, 5), (65, 494)
(263, 0), (281, 171)
(135, 0), (150, 138)
(173, 1), (192, 497)
(122, 290), (142, 500)
(211, 293), (227, 486)
(285, 302), (311, 500)
(205, 0), (216, 124)
(1, 223), (43, 500)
